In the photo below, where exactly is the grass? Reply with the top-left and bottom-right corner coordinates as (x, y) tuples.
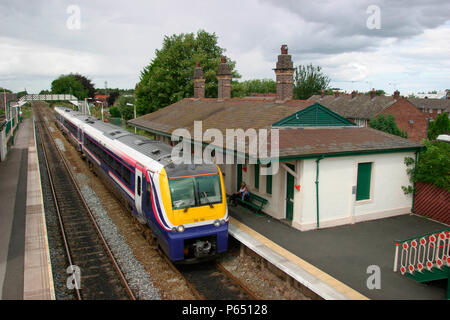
(21, 104), (32, 118)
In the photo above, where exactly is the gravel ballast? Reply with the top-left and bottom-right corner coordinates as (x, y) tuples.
(74, 172), (161, 300)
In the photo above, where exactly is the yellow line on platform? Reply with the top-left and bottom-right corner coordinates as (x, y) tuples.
(229, 217), (369, 300)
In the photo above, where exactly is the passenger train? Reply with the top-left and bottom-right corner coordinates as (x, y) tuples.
(54, 106), (228, 263)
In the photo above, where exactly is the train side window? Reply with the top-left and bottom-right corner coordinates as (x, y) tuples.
(146, 182), (151, 209)
(123, 168), (131, 185)
(107, 154), (113, 167)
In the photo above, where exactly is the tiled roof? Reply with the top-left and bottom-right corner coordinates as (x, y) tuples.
(129, 97), (422, 158)
(309, 94), (396, 119)
(408, 98), (450, 112)
(274, 127), (422, 158)
(129, 97), (313, 135)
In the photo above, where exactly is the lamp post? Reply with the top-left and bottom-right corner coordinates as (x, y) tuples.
(126, 103), (136, 134)
(96, 100), (104, 121)
(9, 102), (20, 145)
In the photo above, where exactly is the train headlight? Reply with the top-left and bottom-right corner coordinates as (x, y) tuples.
(213, 220), (220, 227)
(177, 225), (185, 233)
(171, 227), (177, 233)
(220, 219), (226, 225)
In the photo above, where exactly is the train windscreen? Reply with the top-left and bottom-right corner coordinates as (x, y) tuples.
(169, 174), (222, 210)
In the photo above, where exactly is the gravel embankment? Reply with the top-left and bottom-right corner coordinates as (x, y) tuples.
(74, 172), (161, 300)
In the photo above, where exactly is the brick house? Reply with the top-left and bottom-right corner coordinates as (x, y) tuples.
(129, 46), (422, 231)
(309, 91), (428, 142)
(94, 93), (109, 107)
(408, 98), (450, 120)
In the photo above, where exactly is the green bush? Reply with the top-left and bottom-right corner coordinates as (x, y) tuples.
(403, 140), (450, 193)
(428, 112), (449, 140)
(109, 106), (120, 118)
(369, 114), (407, 138)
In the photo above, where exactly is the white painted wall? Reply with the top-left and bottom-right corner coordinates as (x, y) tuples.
(294, 152), (415, 231)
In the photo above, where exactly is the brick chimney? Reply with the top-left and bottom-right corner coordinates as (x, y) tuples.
(217, 56), (232, 100)
(321, 89), (325, 98)
(334, 90), (339, 98)
(351, 91), (357, 99)
(370, 88), (376, 99)
(274, 44), (294, 103)
(193, 61), (205, 99)
(393, 90), (400, 100)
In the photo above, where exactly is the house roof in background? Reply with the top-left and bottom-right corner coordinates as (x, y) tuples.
(308, 94), (397, 120)
(408, 98), (450, 111)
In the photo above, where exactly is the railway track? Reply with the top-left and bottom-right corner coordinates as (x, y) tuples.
(40, 103), (260, 300)
(35, 105), (135, 300)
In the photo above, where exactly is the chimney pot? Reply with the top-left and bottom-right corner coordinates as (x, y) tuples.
(351, 91), (357, 99)
(193, 62), (205, 99)
(217, 56), (231, 100)
(274, 44), (294, 102)
(335, 91), (339, 98)
(370, 88), (376, 99)
(321, 89), (325, 98)
(393, 90), (400, 100)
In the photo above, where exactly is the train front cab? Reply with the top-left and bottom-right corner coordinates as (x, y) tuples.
(142, 168), (229, 263)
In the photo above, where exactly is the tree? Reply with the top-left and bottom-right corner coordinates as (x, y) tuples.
(241, 79), (276, 95)
(107, 89), (120, 106)
(16, 90), (28, 99)
(427, 112), (449, 140)
(116, 95), (135, 120)
(39, 90), (51, 94)
(365, 89), (386, 96)
(72, 74), (95, 98)
(51, 74), (88, 100)
(0, 88), (12, 93)
(135, 30), (240, 115)
(369, 114), (407, 138)
(293, 64), (330, 100)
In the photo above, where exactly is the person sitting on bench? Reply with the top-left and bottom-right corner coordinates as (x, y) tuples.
(229, 181), (249, 206)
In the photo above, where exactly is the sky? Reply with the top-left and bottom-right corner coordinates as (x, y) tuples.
(0, 0), (449, 95)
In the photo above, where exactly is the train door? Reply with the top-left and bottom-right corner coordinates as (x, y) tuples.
(135, 164), (144, 217)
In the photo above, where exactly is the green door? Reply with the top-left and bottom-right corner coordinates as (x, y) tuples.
(356, 162), (372, 201)
(285, 163), (295, 221)
(237, 164), (242, 191)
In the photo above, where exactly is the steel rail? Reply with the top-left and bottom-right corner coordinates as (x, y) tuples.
(36, 105), (136, 300)
(35, 112), (82, 300)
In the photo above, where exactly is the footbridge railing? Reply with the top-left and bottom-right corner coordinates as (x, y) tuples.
(394, 228), (450, 274)
(13, 94), (90, 114)
(393, 228), (450, 299)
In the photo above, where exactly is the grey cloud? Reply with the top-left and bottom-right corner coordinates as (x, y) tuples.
(258, 0), (450, 55)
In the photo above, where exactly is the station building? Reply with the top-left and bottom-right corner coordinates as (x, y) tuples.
(129, 46), (423, 231)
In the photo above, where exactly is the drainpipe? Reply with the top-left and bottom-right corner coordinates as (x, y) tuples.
(411, 150), (419, 213)
(315, 155), (325, 228)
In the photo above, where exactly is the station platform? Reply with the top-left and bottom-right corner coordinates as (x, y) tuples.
(0, 117), (54, 300)
(228, 206), (448, 300)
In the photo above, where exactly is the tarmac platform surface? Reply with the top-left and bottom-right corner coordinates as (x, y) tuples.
(229, 206), (448, 300)
(0, 118), (54, 300)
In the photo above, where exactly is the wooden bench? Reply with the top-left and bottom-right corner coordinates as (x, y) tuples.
(235, 193), (268, 213)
